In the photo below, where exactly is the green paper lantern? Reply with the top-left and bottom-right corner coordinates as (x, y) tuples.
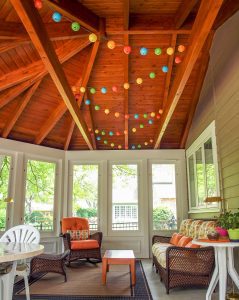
(143, 113), (148, 118)
(71, 22), (80, 31)
(90, 87), (96, 94)
(104, 140), (108, 144)
(154, 48), (162, 55)
(140, 124), (144, 129)
(149, 72), (156, 79)
(95, 105), (100, 110)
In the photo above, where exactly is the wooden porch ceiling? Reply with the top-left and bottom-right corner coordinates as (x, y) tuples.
(0, 0), (238, 150)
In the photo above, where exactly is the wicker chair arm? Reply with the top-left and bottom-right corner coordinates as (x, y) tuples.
(90, 231), (103, 247)
(166, 246), (215, 274)
(152, 235), (171, 244)
(61, 233), (71, 250)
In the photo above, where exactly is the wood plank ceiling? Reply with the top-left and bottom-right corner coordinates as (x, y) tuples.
(0, 0), (238, 150)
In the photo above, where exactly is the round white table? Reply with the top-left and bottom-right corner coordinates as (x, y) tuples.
(0, 242), (44, 300)
(193, 239), (239, 300)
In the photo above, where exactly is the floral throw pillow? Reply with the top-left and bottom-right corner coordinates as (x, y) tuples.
(66, 229), (89, 240)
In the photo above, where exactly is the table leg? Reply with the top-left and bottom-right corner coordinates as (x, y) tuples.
(206, 249), (219, 300)
(218, 247), (227, 300)
(0, 261), (17, 300)
(102, 258), (107, 285)
(227, 248), (239, 290)
(130, 259), (136, 286)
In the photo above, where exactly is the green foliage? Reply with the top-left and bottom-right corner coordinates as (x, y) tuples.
(153, 206), (175, 230)
(217, 210), (239, 229)
(0, 155), (11, 230)
(76, 207), (97, 218)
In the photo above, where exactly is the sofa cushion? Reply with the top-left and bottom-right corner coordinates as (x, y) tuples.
(177, 236), (192, 247)
(71, 239), (99, 250)
(152, 243), (171, 269)
(179, 219), (193, 236)
(198, 221), (216, 239)
(188, 220), (204, 239)
(170, 233), (183, 245)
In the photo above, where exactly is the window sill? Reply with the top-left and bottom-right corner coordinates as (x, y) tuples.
(188, 208), (221, 214)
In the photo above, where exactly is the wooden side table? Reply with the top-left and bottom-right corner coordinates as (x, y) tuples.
(102, 250), (136, 285)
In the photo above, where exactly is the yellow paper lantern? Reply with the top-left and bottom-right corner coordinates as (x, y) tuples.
(80, 86), (86, 93)
(105, 109), (110, 115)
(111, 143), (115, 147)
(144, 142), (148, 146)
(115, 112), (120, 118)
(95, 129), (99, 134)
(107, 40), (116, 49)
(150, 112), (156, 117)
(136, 78), (143, 85)
(89, 33), (97, 43)
(118, 145), (122, 149)
(123, 82), (130, 90)
(132, 128), (136, 133)
(166, 47), (174, 55)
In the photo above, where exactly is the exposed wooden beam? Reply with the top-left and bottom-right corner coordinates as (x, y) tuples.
(179, 34), (214, 149)
(174, 0), (198, 29)
(0, 40), (23, 54)
(124, 34), (129, 150)
(63, 116), (76, 151)
(87, 99), (97, 150)
(213, 0), (239, 30)
(154, 0), (223, 149)
(162, 33), (177, 109)
(0, 38), (90, 93)
(123, 0), (130, 30)
(2, 80), (41, 138)
(0, 21), (88, 41)
(46, 0), (100, 33)
(10, 0), (93, 150)
(107, 29), (192, 35)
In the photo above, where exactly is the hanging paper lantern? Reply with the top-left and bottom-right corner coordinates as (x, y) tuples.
(116, 131), (120, 136)
(162, 66), (168, 73)
(71, 22), (80, 31)
(178, 45), (186, 53)
(95, 129), (99, 134)
(115, 112), (120, 118)
(52, 12), (62, 22)
(118, 145), (122, 149)
(123, 83), (130, 90)
(166, 47), (174, 55)
(104, 108), (110, 115)
(131, 145), (136, 149)
(144, 142), (148, 146)
(148, 119), (153, 124)
(137, 144), (141, 149)
(150, 139), (154, 143)
(101, 130), (106, 136)
(71, 86), (77, 92)
(156, 114), (161, 119)
(75, 94), (80, 100)
(132, 128), (136, 133)
(112, 86), (118, 92)
(88, 128), (92, 132)
(150, 112), (156, 117)
(95, 105), (100, 110)
(123, 46), (131, 55)
(149, 72), (156, 79)
(175, 56), (182, 64)
(136, 78), (143, 85)
(85, 99), (91, 105)
(107, 40), (116, 49)
(89, 33), (97, 43)
(104, 140), (108, 144)
(96, 136), (101, 141)
(140, 47), (148, 56)
(101, 87), (107, 94)
(125, 114), (129, 120)
(154, 48), (162, 55)
(134, 114), (139, 119)
(158, 109), (163, 114)
(109, 131), (114, 136)
(90, 87), (96, 94)
(124, 130), (128, 135)
(111, 143), (115, 147)
(80, 86), (85, 93)
(143, 113), (148, 119)
(34, 0), (43, 9)
(140, 124), (144, 129)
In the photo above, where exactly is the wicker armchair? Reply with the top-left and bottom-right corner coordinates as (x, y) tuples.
(61, 217), (102, 265)
(152, 235), (215, 294)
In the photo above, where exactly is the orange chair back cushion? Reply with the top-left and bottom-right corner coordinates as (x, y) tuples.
(170, 233), (183, 246)
(177, 236), (192, 247)
(61, 217), (89, 234)
(185, 241), (201, 248)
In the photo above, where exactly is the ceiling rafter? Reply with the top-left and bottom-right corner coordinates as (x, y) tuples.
(174, 0), (198, 29)
(154, 0), (224, 149)
(179, 33), (214, 149)
(2, 80), (41, 138)
(10, 0), (94, 150)
(0, 38), (90, 95)
(63, 41), (100, 150)
(107, 29), (191, 35)
(46, 0), (100, 33)
(0, 40), (24, 54)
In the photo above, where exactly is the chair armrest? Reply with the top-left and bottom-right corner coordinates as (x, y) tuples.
(166, 246), (215, 274)
(60, 233), (71, 250)
(90, 232), (103, 247)
(152, 235), (171, 245)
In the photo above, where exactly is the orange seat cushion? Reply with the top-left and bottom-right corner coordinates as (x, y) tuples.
(170, 233), (183, 246)
(71, 239), (99, 250)
(177, 236), (192, 247)
(62, 217), (89, 234)
(185, 241), (201, 248)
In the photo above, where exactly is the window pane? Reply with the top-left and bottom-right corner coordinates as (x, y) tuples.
(152, 164), (177, 230)
(196, 148), (205, 205)
(112, 164), (138, 230)
(0, 155), (11, 231)
(188, 155), (196, 208)
(72, 165), (98, 231)
(24, 160), (55, 232)
(204, 138), (217, 197)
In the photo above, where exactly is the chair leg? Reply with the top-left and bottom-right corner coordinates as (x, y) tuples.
(23, 273), (30, 300)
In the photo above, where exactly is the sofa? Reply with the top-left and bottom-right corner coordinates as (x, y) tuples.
(152, 219), (216, 294)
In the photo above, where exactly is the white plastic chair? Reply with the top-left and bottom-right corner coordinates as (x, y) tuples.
(0, 225), (40, 300)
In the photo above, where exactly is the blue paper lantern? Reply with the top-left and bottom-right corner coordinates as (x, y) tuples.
(140, 47), (148, 56)
(96, 136), (101, 141)
(101, 87), (107, 94)
(85, 99), (91, 105)
(52, 12), (62, 22)
(134, 113), (139, 119)
(148, 119), (153, 125)
(109, 131), (114, 136)
(162, 66), (169, 73)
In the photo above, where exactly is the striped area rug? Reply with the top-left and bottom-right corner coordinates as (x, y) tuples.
(14, 260), (152, 300)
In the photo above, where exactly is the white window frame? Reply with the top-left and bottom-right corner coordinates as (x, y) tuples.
(149, 160), (181, 235)
(68, 161), (101, 232)
(108, 161), (143, 237)
(186, 121), (221, 213)
(22, 154), (61, 237)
